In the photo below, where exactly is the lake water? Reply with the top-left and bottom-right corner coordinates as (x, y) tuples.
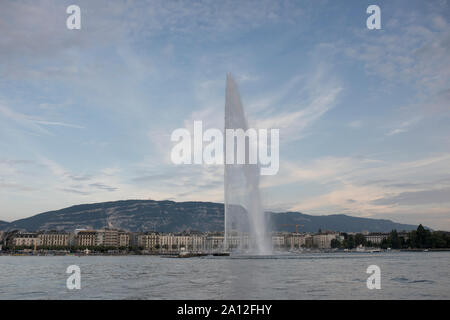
(0, 252), (449, 299)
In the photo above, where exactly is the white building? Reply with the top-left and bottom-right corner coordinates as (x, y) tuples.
(285, 233), (311, 249)
(312, 233), (339, 249)
(364, 232), (389, 244)
(13, 233), (40, 247)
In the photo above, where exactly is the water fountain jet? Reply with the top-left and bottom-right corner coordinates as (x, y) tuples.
(224, 74), (272, 255)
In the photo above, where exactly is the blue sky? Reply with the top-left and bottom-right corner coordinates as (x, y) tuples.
(1, 0), (449, 230)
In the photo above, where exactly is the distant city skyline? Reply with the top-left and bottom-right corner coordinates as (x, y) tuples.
(0, 0), (449, 231)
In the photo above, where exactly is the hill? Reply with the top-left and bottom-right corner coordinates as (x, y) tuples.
(0, 220), (9, 230)
(0, 200), (421, 233)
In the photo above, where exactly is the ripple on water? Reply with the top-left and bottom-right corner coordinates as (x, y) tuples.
(1, 252), (449, 299)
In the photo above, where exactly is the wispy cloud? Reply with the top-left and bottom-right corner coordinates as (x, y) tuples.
(349, 120), (363, 129)
(371, 187), (450, 206)
(345, 9), (450, 94)
(284, 153), (450, 229)
(0, 103), (84, 134)
(385, 116), (422, 136)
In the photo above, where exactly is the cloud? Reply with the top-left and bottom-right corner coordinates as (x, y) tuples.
(0, 181), (35, 192)
(371, 187), (450, 206)
(68, 174), (92, 182)
(283, 153), (450, 229)
(349, 120), (363, 128)
(248, 68), (342, 142)
(0, 103), (84, 134)
(385, 116), (422, 136)
(0, 159), (35, 166)
(254, 86), (342, 138)
(133, 164), (224, 201)
(60, 188), (91, 196)
(345, 10), (450, 94)
(89, 183), (118, 192)
(0, 0), (304, 61)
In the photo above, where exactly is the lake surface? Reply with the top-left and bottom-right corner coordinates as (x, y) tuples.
(0, 252), (449, 299)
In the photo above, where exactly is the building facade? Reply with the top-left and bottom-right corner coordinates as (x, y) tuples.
(119, 232), (130, 247)
(138, 232), (160, 250)
(39, 231), (69, 247)
(312, 233), (338, 249)
(13, 233), (40, 247)
(76, 230), (97, 247)
(364, 232), (389, 244)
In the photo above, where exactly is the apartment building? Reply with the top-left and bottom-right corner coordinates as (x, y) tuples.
(206, 234), (224, 250)
(13, 233), (40, 247)
(76, 230), (97, 247)
(95, 231), (104, 247)
(159, 233), (179, 250)
(119, 231), (130, 247)
(285, 233), (311, 249)
(39, 231), (69, 247)
(138, 233), (160, 250)
(272, 234), (286, 248)
(312, 233), (338, 249)
(364, 232), (389, 244)
(190, 234), (206, 251)
(103, 228), (119, 247)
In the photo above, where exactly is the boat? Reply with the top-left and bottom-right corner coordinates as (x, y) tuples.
(212, 252), (230, 256)
(356, 245), (366, 252)
(177, 252), (208, 258)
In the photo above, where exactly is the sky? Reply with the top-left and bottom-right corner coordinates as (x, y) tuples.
(0, 0), (449, 230)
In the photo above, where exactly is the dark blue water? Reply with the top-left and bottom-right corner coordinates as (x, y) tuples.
(0, 251), (449, 299)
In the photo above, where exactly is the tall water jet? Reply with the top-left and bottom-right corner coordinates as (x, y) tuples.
(224, 74), (272, 255)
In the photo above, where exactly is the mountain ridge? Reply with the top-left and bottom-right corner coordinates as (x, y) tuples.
(0, 199), (421, 233)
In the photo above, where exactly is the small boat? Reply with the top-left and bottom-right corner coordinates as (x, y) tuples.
(356, 245), (366, 252)
(212, 252), (230, 256)
(177, 251), (208, 258)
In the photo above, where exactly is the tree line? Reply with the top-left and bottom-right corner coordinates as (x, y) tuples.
(331, 225), (450, 249)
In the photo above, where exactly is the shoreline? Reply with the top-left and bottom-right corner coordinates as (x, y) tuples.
(2, 248), (450, 257)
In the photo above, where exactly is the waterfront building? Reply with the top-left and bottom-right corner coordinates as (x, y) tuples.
(138, 232), (159, 250)
(102, 228), (120, 247)
(129, 232), (140, 247)
(364, 232), (389, 244)
(159, 233), (192, 251)
(0, 229), (398, 252)
(175, 234), (191, 250)
(312, 232), (338, 249)
(159, 233), (175, 251)
(205, 233), (224, 250)
(272, 233), (286, 248)
(76, 230), (97, 247)
(13, 232), (40, 247)
(119, 231), (130, 247)
(95, 231), (104, 246)
(189, 233), (206, 251)
(39, 231), (69, 247)
(285, 233), (311, 249)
